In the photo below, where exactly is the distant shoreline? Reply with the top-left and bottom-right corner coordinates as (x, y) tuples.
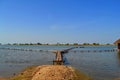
(0, 44), (115, 46)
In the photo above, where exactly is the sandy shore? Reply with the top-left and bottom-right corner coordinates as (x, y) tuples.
(0, 78), (6, 80)
(1, 65), (92, 80)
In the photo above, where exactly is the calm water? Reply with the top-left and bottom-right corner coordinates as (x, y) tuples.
(0, 45), (120, 80)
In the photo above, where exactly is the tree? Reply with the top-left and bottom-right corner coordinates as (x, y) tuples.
(19, 43), (24, 45)
(83, 43), (89, 45)
(73, 43), (78, 46)
(37, 43), (42, 45)
(46, 43), (49, 45)
(93, 43), (96, 45)
(92, 43), (99, 45)
(25, 43), (29, 45)
(65, 43), (69, 46)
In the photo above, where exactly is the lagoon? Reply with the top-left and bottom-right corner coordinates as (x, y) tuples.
(0, 45), (119, 80)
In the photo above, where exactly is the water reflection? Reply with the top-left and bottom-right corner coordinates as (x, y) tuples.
(63, 54), (70, 65)
(117, 51), (120, 60)
(117, 52), (120, 63)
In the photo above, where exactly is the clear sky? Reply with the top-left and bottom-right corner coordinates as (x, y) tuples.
(0, 0), (120, 44)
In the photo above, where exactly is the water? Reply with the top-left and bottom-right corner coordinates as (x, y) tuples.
(0, 45), (120, 80)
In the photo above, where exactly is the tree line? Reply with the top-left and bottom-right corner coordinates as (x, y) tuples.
(0, 42), (112, 46)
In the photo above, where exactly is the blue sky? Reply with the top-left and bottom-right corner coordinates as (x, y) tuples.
(0, 0), (120, 44)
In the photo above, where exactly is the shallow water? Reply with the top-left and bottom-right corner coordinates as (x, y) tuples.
(0, 45), (120, 80)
